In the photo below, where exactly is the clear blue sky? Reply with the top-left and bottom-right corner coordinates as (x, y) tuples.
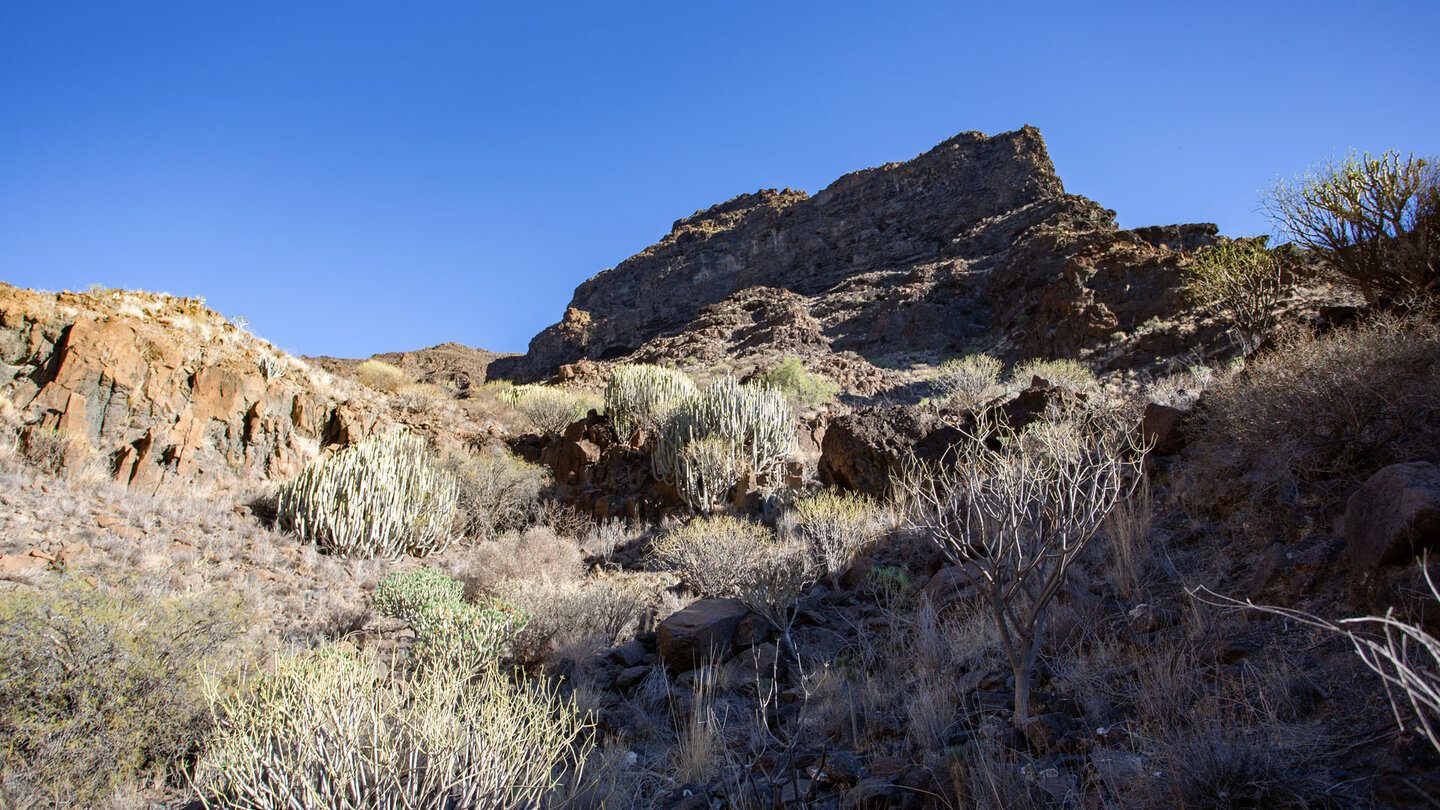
(2, 2), (1436, 357)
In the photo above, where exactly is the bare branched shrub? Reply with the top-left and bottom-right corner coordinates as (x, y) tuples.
(447, 526), (585, 598)
(499, 578), (647, 665)
(0, 579), (249, 805)
(1184, 237), (1287, 354)
(1198, 565), (1440, 757)
(788, 489), (884, 589)
(1263, 150), (1439, 303)
(195, 647), (592, 809)
(444, 447), (550, 540)
(394, 382), (451, 412)
(19, 425), (92, 477)
(1191, 313), (1440, 521)
(903, 408), (1145, 723)
(936, 353), (1003, 409)
(583, 517), (628, 564)
(734, 535), (819, 645)
(649, 515), (772, 599)
(356, 358), (407, 391)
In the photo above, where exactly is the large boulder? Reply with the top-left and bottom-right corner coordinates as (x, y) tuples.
(818, 404), (966, 496)
(656, 598), (751, 672)
(1346, 462), (1440, 595)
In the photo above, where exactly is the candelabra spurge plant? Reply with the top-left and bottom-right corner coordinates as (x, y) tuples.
(653, 378), (796, 513)
(277, 431), (460, 559)
(605, 363), (696, 443)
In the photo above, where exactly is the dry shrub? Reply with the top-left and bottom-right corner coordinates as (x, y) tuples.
(448, 526), (585, 598)
(531, 498), (595, 540)
(394, 382), (451, 412)
(1191, 312), (1440, 527)
(195, 646), (591, 809)
(935, 353), (1004, 409)
(649, 515), (773, 599)
(19, 425), (92, 477)
(507, 385), (602, 435)
(444, 447), (550, 540)
(0, 578), (250, 806)
(786, 489), (884, 589)
(500, 578), (647, 665)
(356, 358), (407, 391)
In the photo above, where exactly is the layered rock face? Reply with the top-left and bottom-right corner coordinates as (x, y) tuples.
(492, 126), (1219, 383)
(0, 284), (381, 493)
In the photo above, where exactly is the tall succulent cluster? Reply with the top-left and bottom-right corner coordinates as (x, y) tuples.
(276, 431), (459, 559)
(604, 364), (696, 443)
(653, 378), (796, 512)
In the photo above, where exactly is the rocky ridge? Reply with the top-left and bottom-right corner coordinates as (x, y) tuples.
(0, 283), (389, 493)
(492, 126), (1226, 386)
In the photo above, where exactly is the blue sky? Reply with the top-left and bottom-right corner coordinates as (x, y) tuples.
(2, 2), (1436, 357)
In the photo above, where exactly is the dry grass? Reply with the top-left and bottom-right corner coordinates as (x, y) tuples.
(441, 526), (586, 599)
(1188, 311), (1440, 536)
(499, 577), (648, 665)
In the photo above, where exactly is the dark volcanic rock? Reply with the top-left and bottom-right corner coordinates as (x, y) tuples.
(1346, 462), (1440, 595)
(491, 126), (1218, 383)
(656, 597), (751, 672)
(818, 405), (967, 495)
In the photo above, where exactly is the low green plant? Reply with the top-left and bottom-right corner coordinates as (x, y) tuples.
(277, 430), (460, 559)
(759, 357), (839, 408)
(505, 384), (603, 435)
(195, 646), (591, 810)
(605, 363), (696, 443)
(1010, 357), (1096, 393)
(791, 489), (884, 588)
(373, 569), (527, 665)
(935, 353), (1003, 408)
(650, 515), (774, 598)
(0, 579), (248, 805)
(356, 358), (407, 391)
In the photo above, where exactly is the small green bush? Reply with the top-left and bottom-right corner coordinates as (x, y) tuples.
(650, 515), (774, 599)
(1010, 358), (1097, 393)
(277, 430), (460, 559)
(356, 359), (407, 391)
(935, 353), (1003, 409)
(605, 364), (697, 442)
(759, 357), (840, 408)
(373, 569), (527, 665)
(1184, 238), (1286, 354)
(505, 384), (603, 435)
(0, 579), (248, 805)
(195, 646), (591, 810)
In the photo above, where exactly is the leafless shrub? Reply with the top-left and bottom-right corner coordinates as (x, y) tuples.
(19, 425), (92, 477)
(499, 578), (647, 665)
(443, 447), (550, 540)
(444, 526), (585, 599)
(902, 407), (1145, 724)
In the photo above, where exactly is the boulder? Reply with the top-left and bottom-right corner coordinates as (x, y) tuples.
(818, 405), (966, 495)
(1346, 462), (1440, 593)
(1140, 402), (1189, 455)
(656, 598), (751, 671)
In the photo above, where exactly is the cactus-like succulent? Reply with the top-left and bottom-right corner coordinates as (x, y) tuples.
(654, 378), (796, 512)
(276, 430), (459, 559)
(604, 364), (696, 443)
